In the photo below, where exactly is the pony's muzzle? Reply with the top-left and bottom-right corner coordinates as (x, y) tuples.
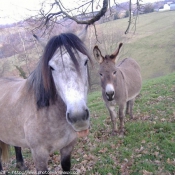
(66, 109), (90, 131)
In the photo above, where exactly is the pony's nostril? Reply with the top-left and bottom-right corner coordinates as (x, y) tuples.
(67, 113), (71, 123)
(82, 109), (89, 120)
(85, 109), (89, 120)
(67, 113), (77, 124)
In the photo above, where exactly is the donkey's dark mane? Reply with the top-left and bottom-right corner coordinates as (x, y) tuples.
(28, 33), (91, 109)
(117, 58), (128, 67)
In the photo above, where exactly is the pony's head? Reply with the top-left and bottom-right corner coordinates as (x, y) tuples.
(31, 33), (92, 133)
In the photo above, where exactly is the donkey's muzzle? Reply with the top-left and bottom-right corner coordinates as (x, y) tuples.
(106, 91), (115, 101)
(66, 109), (90, 131)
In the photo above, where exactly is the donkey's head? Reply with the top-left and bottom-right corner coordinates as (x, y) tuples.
(93, 43), (123, 101)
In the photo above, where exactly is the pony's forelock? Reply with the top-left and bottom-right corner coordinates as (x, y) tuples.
(28, 33), (92, 109)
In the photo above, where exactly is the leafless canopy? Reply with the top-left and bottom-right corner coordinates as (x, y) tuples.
(39, 0), (108, 25)
(33, 0), (142, 35)
(45, 0), (108, 25)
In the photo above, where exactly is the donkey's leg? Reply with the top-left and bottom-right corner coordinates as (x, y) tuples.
(129, 99), (135, 119)
(15, 146), (27, 170)
(106, 103), (118, 135)
(60, 140), (76, 175)
(126, 101), (130, 115)
(119, 103), (126, 136)
(31, 147), (50, 175)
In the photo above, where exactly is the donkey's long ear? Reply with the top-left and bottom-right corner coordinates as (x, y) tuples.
(93, 46), (104, 63)
(33, 34), (46, 47)
(110, 43), (123, 62)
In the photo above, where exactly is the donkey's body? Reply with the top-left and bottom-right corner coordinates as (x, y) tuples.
(93, 44), (142, 136)
(0, 33), (91, 174)
(113, 58), (141, 104)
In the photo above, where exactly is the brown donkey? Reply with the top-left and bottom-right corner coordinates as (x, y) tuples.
(93, 43), (142, 136)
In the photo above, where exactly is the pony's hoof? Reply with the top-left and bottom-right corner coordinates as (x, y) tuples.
(16, 162), (28, 171)
(0, 171), (7, 175)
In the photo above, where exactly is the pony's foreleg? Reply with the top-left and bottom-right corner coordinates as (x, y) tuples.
(60, 140), (76, 175)
(31, 148), (49, 175)
(0, 141), (9, 173)
(0, 141), (9, 163)
(0, 147), (2, 171)
(106, 103), (118, 135)
(15, 147), (27, 171)
(119, 104), (126, 136)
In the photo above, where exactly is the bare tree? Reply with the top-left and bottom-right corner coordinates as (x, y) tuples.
(31, 0), (143, 35)
(39, 0), (108, 25)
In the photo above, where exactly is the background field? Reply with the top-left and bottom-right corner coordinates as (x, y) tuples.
(0, 11), (175, 84)
(1, 10), (175, 175)
(86, 11), (175, 90)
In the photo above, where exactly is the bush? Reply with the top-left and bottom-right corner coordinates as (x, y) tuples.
(114, 12), (119, 20)
(144, 3), (154, 13)
(125, 10), (130, 18)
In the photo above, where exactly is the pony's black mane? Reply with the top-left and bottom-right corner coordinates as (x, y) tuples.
(28, 33), (91, 109)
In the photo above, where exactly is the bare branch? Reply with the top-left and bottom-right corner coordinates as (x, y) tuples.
(125, 0), (132, 34)
(93, 24), (101, 44)
(31, 0), (142, 37)
(41, 0), (109, 25)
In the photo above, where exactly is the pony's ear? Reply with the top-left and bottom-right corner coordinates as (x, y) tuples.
(33, 34), (47, 47)
(110, 43), (123, 62)
(93, 46), (104, 64)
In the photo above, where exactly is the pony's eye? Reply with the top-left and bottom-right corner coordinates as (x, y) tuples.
(99, 73), (103, 77)
(50, 66), (54, 71)
(113, 71), (116, 75)
(84, 59), (88, 66)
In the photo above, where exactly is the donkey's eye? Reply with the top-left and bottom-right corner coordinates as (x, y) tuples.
(99, 73), (103, 77)
(113, 71), (116, 75)
(84, 59), (88, 66)
(50, 66), (55, 71)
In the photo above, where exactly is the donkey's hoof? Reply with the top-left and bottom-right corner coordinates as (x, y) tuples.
(118, 133), (124, 138)
(111, 131), (118, 136)
(118, 130), (125, 138)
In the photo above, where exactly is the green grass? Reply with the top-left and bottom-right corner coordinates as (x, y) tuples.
(71, 72), (175, 174)
(3, 70), (175, 175)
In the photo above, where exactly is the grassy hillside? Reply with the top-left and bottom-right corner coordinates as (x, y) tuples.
(3, 72), (175, 174)
(0, 11), (175, 81)
(87, 11), (175, 87)
(72, 72), (175, 174)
